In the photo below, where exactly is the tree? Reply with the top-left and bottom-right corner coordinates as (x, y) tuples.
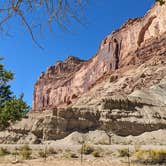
(0, 0), (89, 48)
(0, 58), (30, 129)
(0, 57), (13, 106)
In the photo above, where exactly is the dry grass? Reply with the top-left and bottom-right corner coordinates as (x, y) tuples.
(117, 148), (130, 157)
(92, 150), (102, 157)
(0, 157), (129, 166)
(81, 143), (94, 155)
(18, 145), (32, 160)
(134, 149), (166, 164)
(0, 148), (10, 156)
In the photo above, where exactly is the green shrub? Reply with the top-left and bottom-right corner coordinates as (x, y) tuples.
(92, 150), (102, 157)
(118, 148), (130, 157)
(19, 145), (32, 160)
(134, 149), (166, 164)
(81, 143), (94, 155)
(0, 148), (10, 156)
(38, 150), (47, 158)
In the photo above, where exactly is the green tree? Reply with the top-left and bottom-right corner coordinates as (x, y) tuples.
(0, 58), (30, 129)
(0, 57), (13, 106)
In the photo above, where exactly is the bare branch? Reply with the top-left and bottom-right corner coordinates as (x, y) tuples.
(0, 0), (89, 48)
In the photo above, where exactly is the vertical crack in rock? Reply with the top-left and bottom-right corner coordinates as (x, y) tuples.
(109, 37), (122, 70)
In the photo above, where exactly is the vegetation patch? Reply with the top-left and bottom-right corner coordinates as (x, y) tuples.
(118, 148), (130, 157)
(69, 153), (78, 158)
(81, 143), (94, 155)
(62, 152), (78, 159)
(134, 149), (166, 164)
(0, 58), (30, 129)
(19, 145), (32, 160)
(38, 150), (48, 158)
(0, 148), (10, 156)
(92, 149), (102, 157)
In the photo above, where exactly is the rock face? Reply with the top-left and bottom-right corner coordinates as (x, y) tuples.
(32, 3), (166, 112)
(33, 56), (85, 111)
(1, 2), (166, 144)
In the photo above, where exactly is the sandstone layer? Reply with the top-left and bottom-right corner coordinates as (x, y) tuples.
(0, 2), (166, 144)
(32, 3), (166, 112)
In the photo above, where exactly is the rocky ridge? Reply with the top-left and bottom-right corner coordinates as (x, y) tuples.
(33, 2), (166, 111)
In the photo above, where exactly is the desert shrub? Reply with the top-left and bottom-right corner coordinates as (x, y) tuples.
(69, 153), (78, 158)
(11, 148), (19, 156)
(134, 149), (166, 164)
(81, 143), (94, 155)
(0, 148), (10, 156)
(64, 148), (77, 158)
(92, 149), (102, 157)
(19, 145), (32, 160)
(62, 152), (78, 158)
(118, 148), (130, 157)
(38, 150), (47, 158)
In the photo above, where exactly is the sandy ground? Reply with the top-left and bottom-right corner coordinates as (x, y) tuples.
(0, 144), (166, 151)
(0, 156), (143, 166)
(0, 145), (165, 166)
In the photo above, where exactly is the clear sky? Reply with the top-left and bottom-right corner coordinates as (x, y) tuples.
(0, 0), (155, 107)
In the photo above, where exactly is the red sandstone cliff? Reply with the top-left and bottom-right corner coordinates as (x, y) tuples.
(32, 3), (166, 112)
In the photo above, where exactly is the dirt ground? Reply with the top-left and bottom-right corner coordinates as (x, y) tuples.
(0, 156), (143, 166)
(0, 145), (165, 166)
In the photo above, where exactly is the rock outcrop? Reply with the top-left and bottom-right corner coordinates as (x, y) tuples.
(33, 56), (85, 111)
(1, 2), (166, 144)
(32, 3), (166, 112)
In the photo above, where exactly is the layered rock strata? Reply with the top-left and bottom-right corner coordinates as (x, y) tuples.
(1, 2), (166, 144)
(33, 3), (166, 112)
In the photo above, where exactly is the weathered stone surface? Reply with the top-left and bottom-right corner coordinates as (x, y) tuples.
(1, 2), (166, 144)
(32, 3), (166, 111)
(0, 131), (22, 144)
(48, 130), (110, 145)
(32, 56), (85, 111)
(17, 133), (38, 144)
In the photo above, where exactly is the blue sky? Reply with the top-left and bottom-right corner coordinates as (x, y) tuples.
(0, 0), (155, 106)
